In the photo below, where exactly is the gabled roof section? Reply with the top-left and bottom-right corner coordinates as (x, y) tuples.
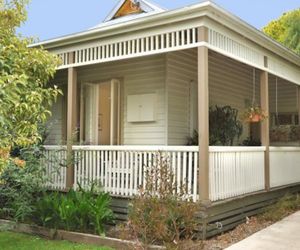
(104, 0), (166, 22)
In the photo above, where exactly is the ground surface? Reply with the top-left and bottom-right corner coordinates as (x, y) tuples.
(225, 211), (300, 250)
(202, 217), (272, 250)
(0, 231), (113, 250)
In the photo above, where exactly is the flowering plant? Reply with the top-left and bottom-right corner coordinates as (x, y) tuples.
(243, 106), (267, 123)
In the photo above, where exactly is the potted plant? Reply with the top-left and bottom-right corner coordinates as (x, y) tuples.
(243, 106), (267, 123)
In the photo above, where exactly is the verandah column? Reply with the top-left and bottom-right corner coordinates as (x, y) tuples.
(198, 26), (210, 202)
(260, 70), (270, 191)
(66, 52), (77, 189)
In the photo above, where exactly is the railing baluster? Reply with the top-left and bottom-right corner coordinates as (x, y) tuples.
(129, 151), (134, 196)
(193, 152), (198, 202)
(188, 151), (192, 196)
(134, 151), (138, 194)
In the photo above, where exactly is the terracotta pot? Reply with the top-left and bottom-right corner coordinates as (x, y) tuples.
(249, 114), (261, 123)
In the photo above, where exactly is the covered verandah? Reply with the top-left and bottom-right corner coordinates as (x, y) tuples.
(42, 24), (300, 204)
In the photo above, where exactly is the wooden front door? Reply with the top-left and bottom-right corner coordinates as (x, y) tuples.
(81, 80), (120, 145)
(98, 83), (111, 145)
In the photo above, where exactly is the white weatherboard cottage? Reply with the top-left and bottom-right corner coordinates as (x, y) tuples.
(34, 0), (300, 203)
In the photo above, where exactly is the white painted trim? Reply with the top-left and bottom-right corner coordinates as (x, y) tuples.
(209, 146), (266, 152)
(270, 147), (300, 152)
(57, 41), (204, 70)
(43, 145), (268, 153)
(104, 0), (127, 22)
(44, 145), (199, 152)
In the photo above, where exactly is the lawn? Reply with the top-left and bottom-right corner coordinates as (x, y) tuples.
(0, 231), (113, 250)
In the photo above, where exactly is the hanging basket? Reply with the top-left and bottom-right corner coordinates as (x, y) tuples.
(248, 114), (262, 123)
(243, 106), (267, 123)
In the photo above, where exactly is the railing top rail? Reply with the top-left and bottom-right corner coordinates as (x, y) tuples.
(43, 145), (268, 153)
(43, 145), (199, 152)
(72, 145), (199, 152)
(270, 146), (300, 152)
(43, 145), (67, 150)
(209, 146), (266, 152)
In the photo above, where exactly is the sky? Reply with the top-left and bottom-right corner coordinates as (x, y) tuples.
(17, 0), (300, 42)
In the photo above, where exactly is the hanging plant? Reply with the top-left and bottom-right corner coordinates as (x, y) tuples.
(243, 69), (268, 123)
(243, 106), (267, 123)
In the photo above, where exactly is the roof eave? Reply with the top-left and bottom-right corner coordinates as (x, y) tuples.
(29, 1), (212, 49)
(206, 2), (300, 66)
(30, 1), (300, 67)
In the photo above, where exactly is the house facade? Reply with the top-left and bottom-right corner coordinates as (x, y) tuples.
(35, 0), (300, 204)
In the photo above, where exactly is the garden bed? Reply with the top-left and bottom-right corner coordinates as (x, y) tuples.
(0, 219), (164, 250)
(202, 193), (300, 249)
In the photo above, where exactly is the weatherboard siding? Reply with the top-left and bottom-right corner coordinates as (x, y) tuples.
(46, 50), (299, 146)
(209, 51), (261, 142)
(269, 75), (298, 114)
(45, 71), (67, 145)
(76, 55), (167, 145)
(166, 49), (262, 145)
(166, 49), (198, 145)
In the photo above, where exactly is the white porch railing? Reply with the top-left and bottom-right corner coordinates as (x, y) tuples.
(209, 147), (266, 201)
(43, 145), (199, 202)
(270, 147), (300, 188)
(42, 145), (300, 202)
(43, 146), (67, 190)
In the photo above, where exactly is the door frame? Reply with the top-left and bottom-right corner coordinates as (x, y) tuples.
(80, 79), (121, 145)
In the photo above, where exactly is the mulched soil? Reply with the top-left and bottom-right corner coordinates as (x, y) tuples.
(107, 216), (272, 250)
(108, 205), (300, 250)
(202, 217), (272, 250)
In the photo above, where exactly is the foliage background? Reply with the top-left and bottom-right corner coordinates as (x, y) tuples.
(263, 9), (300, 55)
(0, 0), (61, 173)
(0, 0), (61, 150)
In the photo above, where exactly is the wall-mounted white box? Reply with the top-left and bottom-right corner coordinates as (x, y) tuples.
(127, 93), (156, 122)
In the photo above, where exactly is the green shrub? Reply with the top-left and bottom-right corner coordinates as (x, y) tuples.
(0, 144), (115, 236)
(241, 137), (261, 146)
(209, 105), (243, 146)
(187, 105), (243, 146)
(35, 186), (115, 235)
(0, 145), (47, 222)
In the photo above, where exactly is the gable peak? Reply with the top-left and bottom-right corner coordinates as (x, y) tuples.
(104, 0), (166, 22)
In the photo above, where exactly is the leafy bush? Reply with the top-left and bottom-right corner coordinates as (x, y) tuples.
(0, 142), (114, 236)
(34, 186), (115, 235)
(0, 145), (47, 222)
(241, 137), (261, 146)
(209, 105), (243, 146)
(187, 106), (243, 146)
(124, 152), (201, 248)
